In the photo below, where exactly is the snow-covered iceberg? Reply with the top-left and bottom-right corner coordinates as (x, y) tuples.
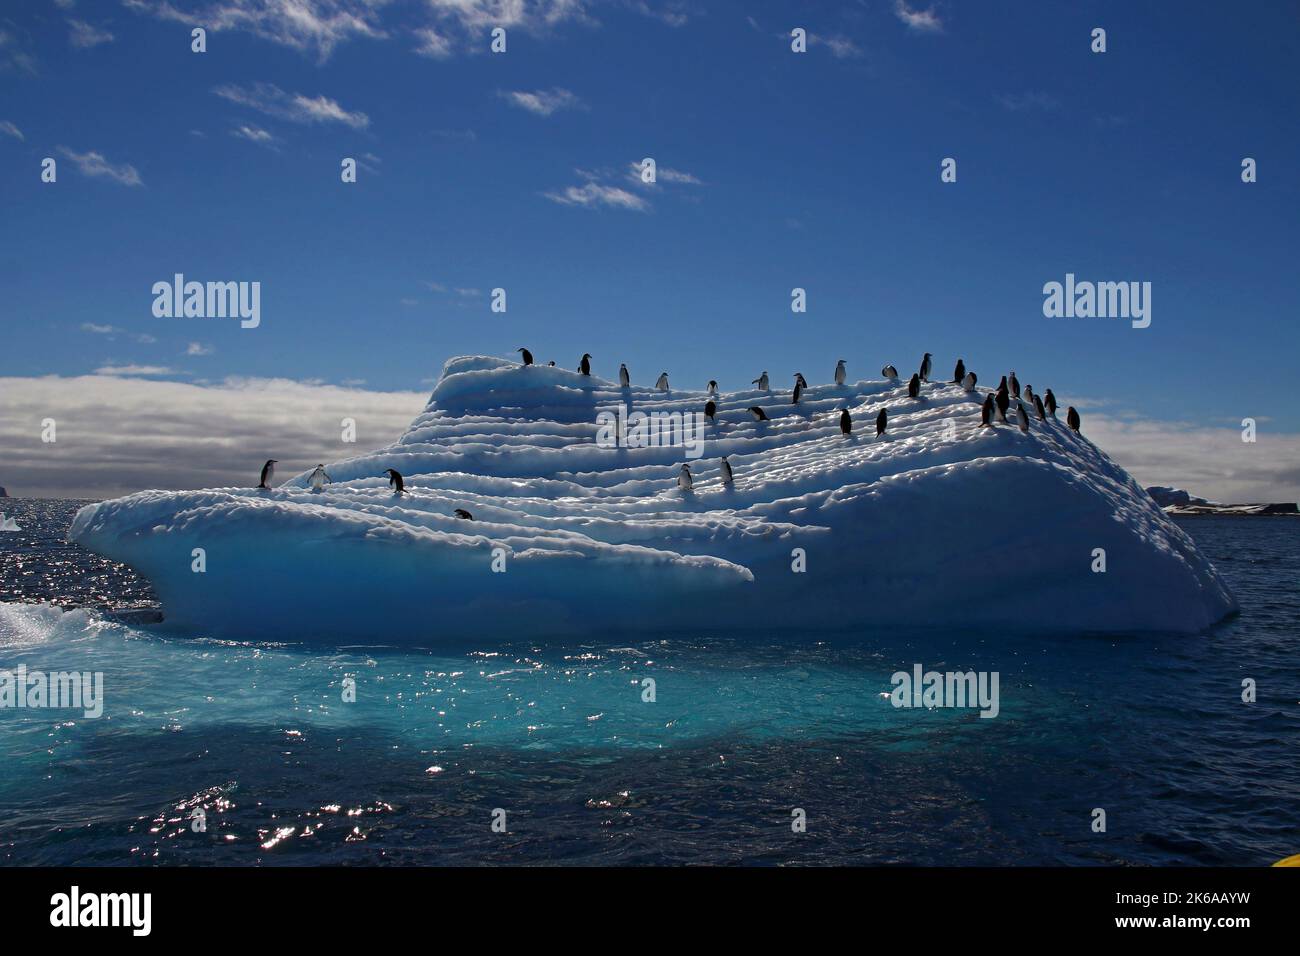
(70, 355), (1236, 640)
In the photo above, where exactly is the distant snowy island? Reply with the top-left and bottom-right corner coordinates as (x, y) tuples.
(1147, 486), (1298, 517)
(70, 355), (1237, 640)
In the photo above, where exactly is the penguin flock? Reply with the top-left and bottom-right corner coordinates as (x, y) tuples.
(255, 350), (1082, 504)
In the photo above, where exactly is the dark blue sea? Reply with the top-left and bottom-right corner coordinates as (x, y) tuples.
(1, 499), (1296, 865)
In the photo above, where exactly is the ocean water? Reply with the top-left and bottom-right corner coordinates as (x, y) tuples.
(0, 498), (1296, 866)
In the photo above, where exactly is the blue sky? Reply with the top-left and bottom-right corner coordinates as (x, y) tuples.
(1, 1), (1298, 498)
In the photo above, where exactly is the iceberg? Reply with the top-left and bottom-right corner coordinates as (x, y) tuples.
(0, 513), (20, 532)
(70, 355), (1236, 641)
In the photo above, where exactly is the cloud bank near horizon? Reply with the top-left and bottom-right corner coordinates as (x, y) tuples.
(1, 373), (1297, 504)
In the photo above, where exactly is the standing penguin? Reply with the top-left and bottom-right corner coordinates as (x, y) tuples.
(655, 372), (669, 392)
(516, 347), (533, 366)
(792, 380), (804, 404)
(1033, 394), (1047, 421)
(962, 371), (978, 392)
(907, 373), (921, 399)
(794, 372), (808, 389)
(876, 407), (888, 436)
(707, 380), (719, 395)
(952, 359), (966, 383)
(258, 459), (278, 489)
(748, 406), (769, 421)
(308, 464), (332, 493)
(1017, 402), (1030, 433)
(1044, 389), (1058, 417)
(996, 375), (1008, 398)
(704, 399), (717, 422)
(919, 353), (932, 382)
(678, 464), (693, 491)
(720, 457), (734, 485)
(619, 363), (630, 387)
(980, 393), (994, 427)
(1067, 406), (1081, 432)
(834, 359), (846, 385)
(383, 468), (406, 495)
(1009, 371), (1021, 399)
(839, 408), (852, 435)
(579, 353), (592, 375)
(1022, 384), (1035, 406)
(882, 365), (899, 379)
(752, 371), (769, 391)
(996, 388), (1010, 423)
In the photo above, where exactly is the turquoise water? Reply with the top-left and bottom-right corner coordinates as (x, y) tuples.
(1, 500), (1297, 865)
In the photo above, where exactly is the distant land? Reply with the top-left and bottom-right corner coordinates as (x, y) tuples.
(1147, 486), (1299, 517)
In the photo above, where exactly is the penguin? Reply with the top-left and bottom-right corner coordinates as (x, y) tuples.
(962, 371), (977, 392)
(704, 399), (717, 422)
(792, 380), (804, 404)
(720, 457), (734, 485)
(1033, 394), (1046, 421)
(952, 359), (965, 383)
(1023, 384), (1035, 406)
(839, 408), (852, 435)
(1067, 406), (1081, 432)
(308, 464), (332, 493)
(980, 393), (994, 427)
(655, 372), (669, 392)
(834, 359), (846, 386)
(454, 508), (473, 520)
(794, 372), (808, 389)
(752, 371), (769, 391)
(996, 388), (1009, 423)
(707, 380), (719, 395)
(1017, 402), (1030, 433)
(579, 353), (592, 375)
(907, 372), (920, 399)
(748, 406), (769, 421)
(548, 361), (556, 366)
(257, 459), (278, 489)
(678, 464), (693, 491)
(1009, 371), (1021, 399)
(881, 365), (899, 379)
(1044, 389), (1058, 417)
(919, 353), (932, 382)
(876, 407), (887, 436)
(996, 375), (1008, 398)
(383, 468), (406, 495)
(619, 363), (630, 387)
(517, 347), (533, 366)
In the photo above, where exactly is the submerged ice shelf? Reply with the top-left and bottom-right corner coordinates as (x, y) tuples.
(70, 355), (1236, 640)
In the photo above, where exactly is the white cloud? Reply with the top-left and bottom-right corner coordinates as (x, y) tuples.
(626, 161), (703, 186)
(231, 123), (277, 146)
(81, 323), (120, 335)
(0, 374), (424, 498)
(500, 87), (584, 117)
(544, 180), (649, 211)
(0, 26), (39, 74)
(185, 342), (215, 356)
(93, 365), (178, 377)
(413, 26), (453, 58)
(213, 82), (370, 129)
(811, 33), (862, 58)
(122, 0), (387, 61)
(894, 1), (942, 33)
(0, 119), (23, 141)
(56, 147), (143, 186)
(67, 18), (114, 49)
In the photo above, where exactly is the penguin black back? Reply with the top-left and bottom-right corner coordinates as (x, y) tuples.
(907, 373), (920, 399)
(839, 408), (851, 435)
(876, 407), (887, 436)
(1067, 406), (1081, 432)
